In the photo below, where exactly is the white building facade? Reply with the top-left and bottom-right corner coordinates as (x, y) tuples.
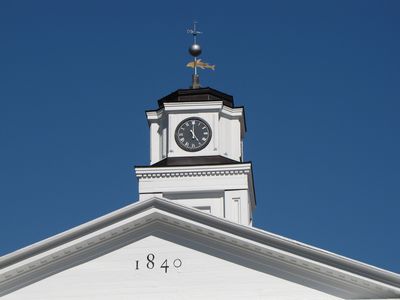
(1, 87), (399, 299)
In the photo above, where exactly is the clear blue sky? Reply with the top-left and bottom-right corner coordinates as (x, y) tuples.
(1, 1), (399, 273)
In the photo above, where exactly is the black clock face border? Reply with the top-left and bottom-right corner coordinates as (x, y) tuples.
(174, 117), (212, 152)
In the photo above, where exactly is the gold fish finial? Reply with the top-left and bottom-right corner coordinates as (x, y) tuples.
(186, 59), (215, 71)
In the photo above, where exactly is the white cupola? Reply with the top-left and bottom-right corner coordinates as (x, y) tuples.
(135, 88), (256, 226)
(146, 88), (245, 164)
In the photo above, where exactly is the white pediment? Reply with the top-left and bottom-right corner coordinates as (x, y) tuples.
(1, 198), (399, 299)
(2, 234), (341, 300)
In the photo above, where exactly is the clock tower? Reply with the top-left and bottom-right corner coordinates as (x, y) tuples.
(135, 87), (255, 226)
(135, 24), (255, 226)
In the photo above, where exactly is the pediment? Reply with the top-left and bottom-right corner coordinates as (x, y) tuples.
(1, 198), (399, 299)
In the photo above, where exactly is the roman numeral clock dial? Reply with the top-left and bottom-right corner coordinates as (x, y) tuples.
(175, 118), (212, 152)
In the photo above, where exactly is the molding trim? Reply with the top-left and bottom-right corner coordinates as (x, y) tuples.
(135, 163), (252, 179)
(1, 198), (399, 298)
(146, 101), (244, 120)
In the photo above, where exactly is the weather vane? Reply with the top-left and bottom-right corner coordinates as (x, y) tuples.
(186, 21), (215, 89)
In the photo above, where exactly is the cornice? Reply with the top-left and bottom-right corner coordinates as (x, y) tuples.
(163, 100), (223, 111)
(145, 109), (164, 121)
(135, 163), (252, 179)
(146, 101), (244, 120)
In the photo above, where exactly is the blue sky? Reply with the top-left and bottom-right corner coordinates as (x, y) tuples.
(1, 1), (399, 273)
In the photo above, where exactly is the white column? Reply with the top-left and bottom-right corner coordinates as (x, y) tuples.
(224, 190), (251, 226)
(149, 122), (160, 165)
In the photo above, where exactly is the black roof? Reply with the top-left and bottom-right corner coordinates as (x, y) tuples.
(157, 87), (234, 108)
(144, 156), (240, 167)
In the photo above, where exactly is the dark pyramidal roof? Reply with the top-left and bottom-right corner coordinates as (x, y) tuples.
(157, 87), (234, 108)
(149, 156), (240, 167)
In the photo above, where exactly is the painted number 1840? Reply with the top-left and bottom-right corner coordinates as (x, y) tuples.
(135, 253), (182, 274)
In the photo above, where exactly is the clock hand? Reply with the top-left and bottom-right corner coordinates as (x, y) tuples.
(190, 129), (200, 142)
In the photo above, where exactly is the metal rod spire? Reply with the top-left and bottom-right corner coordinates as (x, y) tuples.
(187, 21), (202, 88)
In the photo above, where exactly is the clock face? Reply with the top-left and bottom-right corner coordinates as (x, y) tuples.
(175, 117), (212, 152)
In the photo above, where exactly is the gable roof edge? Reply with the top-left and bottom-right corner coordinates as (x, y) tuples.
(1, 197), (399, 290)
